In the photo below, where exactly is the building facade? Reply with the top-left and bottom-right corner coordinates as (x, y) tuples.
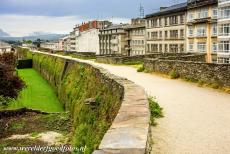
(187, 0), (218, 63)
(145, 3), (187, 54)
(74, 20), (111, 54)
(218, 0), (230, 63)
(40, 42), (59, 51)
(99, 24), (128, 55)
(125, 18), (146, 56)
(0, 41), (12, 53)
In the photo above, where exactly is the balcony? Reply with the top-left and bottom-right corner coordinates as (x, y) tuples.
(219, 0), (230, 5)
(187, 17), (217, 25)
(188, 0), (217, 9)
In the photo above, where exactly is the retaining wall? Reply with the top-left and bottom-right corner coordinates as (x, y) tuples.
(144, 58), (230, 88)
(96, 53), (195, 65)
(18, 48), (150, 154)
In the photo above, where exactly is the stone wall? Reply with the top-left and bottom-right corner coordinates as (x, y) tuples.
(18, 48), (150, 154)
(144, 58), (230, 88)
(96, 53), (195, 65)
(157, 54), (206, 62)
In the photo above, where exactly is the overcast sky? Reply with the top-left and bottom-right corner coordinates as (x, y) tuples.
(0, 0), (186, 37)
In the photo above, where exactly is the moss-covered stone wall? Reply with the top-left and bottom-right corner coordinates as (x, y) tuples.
(18, 48), (124, 154)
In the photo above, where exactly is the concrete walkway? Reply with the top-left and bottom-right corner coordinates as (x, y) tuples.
(37, 51), (230, 154)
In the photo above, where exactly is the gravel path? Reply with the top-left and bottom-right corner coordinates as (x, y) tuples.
(84, 61), (230, 154)
(35, 51), (230, 154)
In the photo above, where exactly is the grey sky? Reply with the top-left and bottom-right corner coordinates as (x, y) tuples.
(0, 0), (186, 36)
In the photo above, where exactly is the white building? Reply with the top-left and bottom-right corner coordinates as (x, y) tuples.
(75, 20), (111, 54)
(40, 42), (59, 51)
(218, 0), (230, 64)
(78, 28), (100, 54)
(0, 41), (12, 53)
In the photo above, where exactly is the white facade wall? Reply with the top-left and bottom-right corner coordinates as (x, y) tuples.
(41, 42), (59, 51)
(218, 0), (230, 64)
(78, 29), (100, 54)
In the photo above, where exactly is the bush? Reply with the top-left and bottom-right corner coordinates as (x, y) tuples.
(148, 97), (163, 126)
(0, 53), (25, 99)
(169, 70), (180, 79)
(137, 66), (145, 72)
(0, 95), (13, 106)
(0, 52), (17, 66)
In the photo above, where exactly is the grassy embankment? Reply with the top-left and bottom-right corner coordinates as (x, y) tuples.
(8, 69), (64, 112)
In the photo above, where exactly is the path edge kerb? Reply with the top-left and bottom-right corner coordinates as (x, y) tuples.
(32, 51), (151, 154)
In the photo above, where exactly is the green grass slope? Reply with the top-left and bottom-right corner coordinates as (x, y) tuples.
(8, 69), (64, 112)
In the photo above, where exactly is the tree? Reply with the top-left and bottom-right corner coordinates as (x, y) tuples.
(0, 53), (25, 100)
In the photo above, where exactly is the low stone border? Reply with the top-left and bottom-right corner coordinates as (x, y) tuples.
(93, 78), (150, 154)
(144, 58), (230, 88)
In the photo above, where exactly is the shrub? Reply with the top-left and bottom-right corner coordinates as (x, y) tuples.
(0, 95), (13, 106)
(137, 66), (145, 72)
(0, 52), (17, 66)
(148, 97), (163, 126)
(0, 53), (25, 100)
(169, 70), (180, 79)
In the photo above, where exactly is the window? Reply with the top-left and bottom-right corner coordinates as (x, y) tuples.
(170, 30), (178, 39)
(197, 8), (208, 19)
(165, 31), (168, 38)
(188, 13), (194, 21)
(180, 15), (185, 24)
(212, 43), (218, 52)
(159, 44), (162, 52)
(180, 29), (184, 38)
(169, 15), (178, 25)
(159, 18), (162, 27)
(151, 32), (158, 39)
(218, 57), (230, 64)
(169, 44), (178, 53)
(219, 41), (230, 53)
(219, 24), (230, 36)
(197, 42), (206, 52)
(159, 31), (162, 38)
(165, 17), (168, 26)
(165, 44), (168, 52)
(212, 24), (217, 36)
(197, 25), (206, 37)
(212, 8), (218, 18)
(180, 44), (184, 52)
(189, 43), (194, 52)
(152, 44), (158, 52)
(219, 6), (230, 19)
(188, 26), (194, 36)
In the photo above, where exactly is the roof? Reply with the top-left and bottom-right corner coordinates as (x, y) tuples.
(146, 2), (187, 18)
(102, 24), (128, 31)
(124, 24), (145, 30)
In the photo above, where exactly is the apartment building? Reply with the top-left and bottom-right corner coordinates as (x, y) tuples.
(125, 18), (146, 56)
(99, 24), (128, 55)
(145, 3), (187, 54)
(187, 0), (218, 63)
(40, 41), (59, 51)
(218, 0), (230, 64)
(75, 20), (111, 54)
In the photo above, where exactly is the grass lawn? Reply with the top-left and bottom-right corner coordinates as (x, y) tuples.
(8, 69), (64, 112)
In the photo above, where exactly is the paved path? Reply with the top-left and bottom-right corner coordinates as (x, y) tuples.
(37, 51), (230, 154)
